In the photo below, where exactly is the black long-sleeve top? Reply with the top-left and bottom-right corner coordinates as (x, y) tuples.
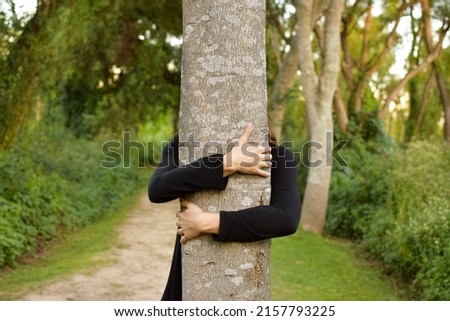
(148, 135), (301, 300)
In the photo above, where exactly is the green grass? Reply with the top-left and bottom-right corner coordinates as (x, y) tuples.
(1, 193), (402, 301)
(271, 230), (402, 300)
(0, 189), (144, 300)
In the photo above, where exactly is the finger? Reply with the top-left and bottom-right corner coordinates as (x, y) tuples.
(180, 235), (187, 244)
(254, 146), (270, 155)
(262, 153), (272, 161)
(259, 146), (271, 154)
(176, 220), (181, 227)
(259, 160), (272, 168)
(257, 169), (270, 178)
(238, 123), (254, 145)
(177, 227), (183, 235)
(180, 198), (190, 208)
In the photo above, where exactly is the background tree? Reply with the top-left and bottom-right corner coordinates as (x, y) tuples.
(266, 0), (300, 140)
(179, 0), (271, 300)
(0, 0), (182, 147)
(419, 0), (450, 143)
(335, 0), (449, 141)
(296, 0), (345, 235)
(2, 0), (450, 301)
(336, 0), (415, 135)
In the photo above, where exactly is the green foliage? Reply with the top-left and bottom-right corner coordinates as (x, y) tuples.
(0, 188), (141, 299)
(43, 0), (181, 138)
(326, 135), (395, 239)
(0, 6), (27, 147)
(327, 139), (450, 300)
(415, 245), (450, 300)
(375, 142), (450, 299)
(137, 109), (176, 167)
(0, 1), (178, 268)
(0, 123), (145, 268)
(1, 0), (182, 146)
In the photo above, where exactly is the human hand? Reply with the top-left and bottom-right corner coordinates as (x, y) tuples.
(223, 123), (272, 178)
(176, 198), (219, 244)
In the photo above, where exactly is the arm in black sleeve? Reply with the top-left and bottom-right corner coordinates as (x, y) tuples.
(214, 146), (301, 242)
(148, 136), (229, 203)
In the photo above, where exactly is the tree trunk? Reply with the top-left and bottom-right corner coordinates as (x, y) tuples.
(414, 69), (435, 137)
(421, 0), (450, 143)
(179, 0), (271, 300)
(342, 1), (414, 115)
(268, 31), (301, 140)
(296, 0), (344, 235)
(378, 29), (447, 119)
(333, 89), (348, 134)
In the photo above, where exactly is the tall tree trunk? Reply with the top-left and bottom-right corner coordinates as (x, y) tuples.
(404, 12), (421, 143)
(179, 0), (271, 300)
(413, 69), (435, 137)
(333, 89), (348, 134)
(296, 0), (344, 235)
(421, 0), (450, 143)
(268, 31), (300, 140)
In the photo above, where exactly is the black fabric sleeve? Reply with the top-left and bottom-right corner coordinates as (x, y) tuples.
(148, 136), (229, 203)
(213, 146), (301, 242)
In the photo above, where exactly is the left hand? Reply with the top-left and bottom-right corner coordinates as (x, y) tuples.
(223, 123), (272, 178)
(176, 198), (219, 244)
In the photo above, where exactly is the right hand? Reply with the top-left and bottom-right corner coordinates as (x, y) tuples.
(223, 123), (272, 178)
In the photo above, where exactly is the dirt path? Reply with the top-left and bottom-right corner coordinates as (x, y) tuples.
(22, 195), (177, 301)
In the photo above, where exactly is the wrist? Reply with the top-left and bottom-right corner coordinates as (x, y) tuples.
(223, 152), (236, 177)
(202, 212), (220, 234)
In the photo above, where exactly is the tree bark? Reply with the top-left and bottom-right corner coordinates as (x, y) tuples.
(414, 68), (435, 137)
(378, 27), (447, 118)
(267, 30), (300, 140)
(360, 2), (372, 66)
(344, 1), (415, 113)
(179, 0), (271, 300)
(333, 89), (348, 134)
(296, 0), (344, 235)
(421, 0), (450, 143)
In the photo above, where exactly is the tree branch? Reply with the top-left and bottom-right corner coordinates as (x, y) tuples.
(266, 0), (291, 45)
(366, 0), (417, 74)
(379, 24), (448, 118)
(421, 0), (450, 142)
(413, 68), (435, 136)
(360, 2), (372, 66)
(340, 16), (356, 90)
(334, 88), (349, 134)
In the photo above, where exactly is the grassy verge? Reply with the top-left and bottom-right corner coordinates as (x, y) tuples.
(271, 230), (402, 300)
(2, 197), (402, 301)
(0, 189), (145, 300)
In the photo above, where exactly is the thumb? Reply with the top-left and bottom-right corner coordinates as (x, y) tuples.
(238, 123), (254, 145)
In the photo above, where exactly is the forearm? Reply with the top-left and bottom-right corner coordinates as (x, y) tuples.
(149, 154), (228, 203)
(215, 146), (301, 242)
(214, 205), (300, 243)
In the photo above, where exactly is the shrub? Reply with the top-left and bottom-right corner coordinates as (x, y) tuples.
(376, 142), (450, 299)
(0, 124), (145, 267)
(326, 139), (450, 300)
(326, 137), (395, 239)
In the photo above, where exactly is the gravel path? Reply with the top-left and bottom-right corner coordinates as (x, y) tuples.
(22, 195), (177, 301)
